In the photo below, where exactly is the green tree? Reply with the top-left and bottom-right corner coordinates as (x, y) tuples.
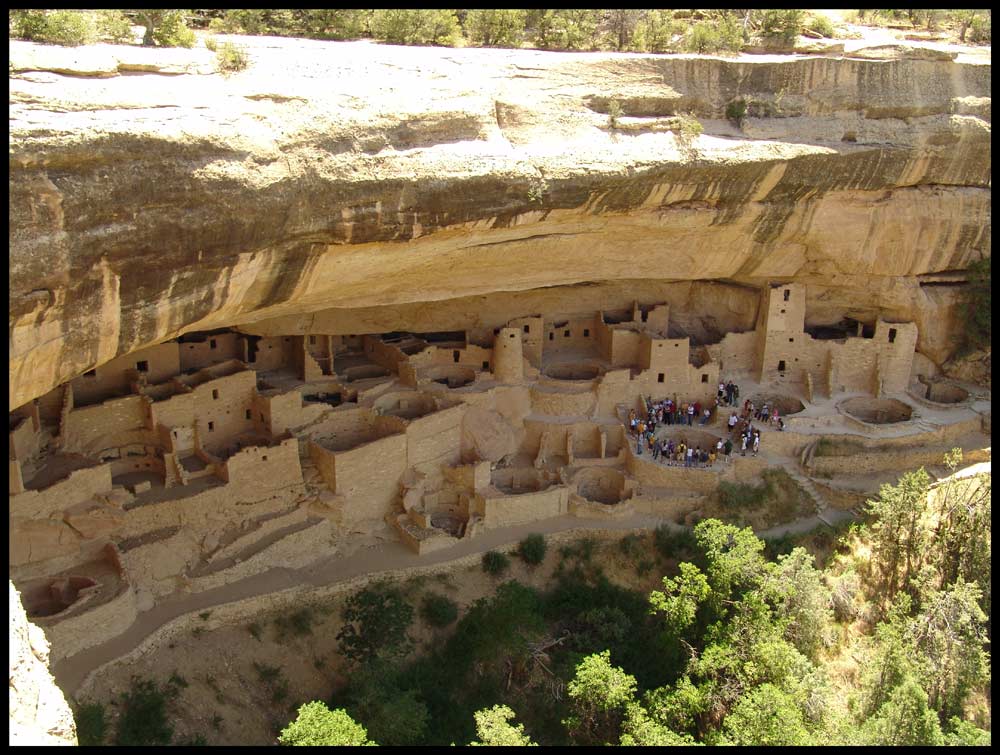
(518, 533), (548, 565)
(619, 703), (696, 745)
(963, 256), (990, 352)
(564, 650), (638, 745)
(755, 9), (805, 42)
(370, 9), (460, 47)
(337, 582), (414, 664)
(602, 9), (642, 51)
(528, 9), (602, 50)
(278, 702), (374, 746)
(865, 467), (933, 606)
(649, 562), (710, 633)
(115, 677), (174, 746)
(693, 519), (768, 612)
(944, 716), (991, 746)
(420, 592), (458, 628)
(132, 10), (194, 47)
(773, 547), (832, 660)
(469, 704), (536, 746)
(291, 9), (368, 40)
(343, 658), (428, 746)
(861, 676), (944, 746)
(464, 9), (526, 48)
(630, 9), (674, 52)
(721, 683), (813, 746)
(906, 579), (990, 720)
(96, 10), (134, 44)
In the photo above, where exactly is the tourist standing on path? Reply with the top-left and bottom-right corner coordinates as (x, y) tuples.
(701, 407), (711, 426)
(752, 431), (761, 457)
(724, 438), (733, 459)
(687, 403), (695, 425)
(685, 446), (694, 467)
(741, 434), (748, 456)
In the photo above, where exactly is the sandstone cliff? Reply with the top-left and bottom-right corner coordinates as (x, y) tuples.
(8, 582), (77, 746)
(8, 37), (991, 409)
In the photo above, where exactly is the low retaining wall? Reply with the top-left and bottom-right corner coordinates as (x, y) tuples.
(44, 583), (138, 663)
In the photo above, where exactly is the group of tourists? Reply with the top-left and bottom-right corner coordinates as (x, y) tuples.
(646, 434), (733, 468)
(626, 397), (734, 468)
(629, 396), (715, 435)
(717, 379), (741, 407)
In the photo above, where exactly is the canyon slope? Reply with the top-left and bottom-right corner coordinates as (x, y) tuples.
(8, 36), (991, 410)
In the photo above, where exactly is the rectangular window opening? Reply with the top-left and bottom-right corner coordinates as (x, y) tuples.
(84, 369), (97, 378)
(657, 373), (665, 383)
(563, 330), (570, 338)
(888, 328), (897, 343)
(549, 332), (554, 341)
(701, 374), (708, 383)
(136, 360), (149, 372)
(789, 337), (794, 343)
(210, 339), (217, 349)
(783, 289), (791, 301)
(778, 360), (786, 372)
(207, 421), (215, 432)
(245, 409), (252, 420)
(453, 350), (460, 363)
(583, 329), (590, 337)
(212, 389), (219, 400)
(523, 325), (530, 334)
(309, 335), (316, 345)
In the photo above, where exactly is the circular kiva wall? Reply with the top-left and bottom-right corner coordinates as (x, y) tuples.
(841, 397), (913, 424)
(421, 364), (476, 388)
(21, 576), (97, 618)
(923, 381), (969, 405)
(657, 428), (720, 452)
(574, 468), (629, 505)
(543, 362), (603, 381)
(747, 394), (805, 416)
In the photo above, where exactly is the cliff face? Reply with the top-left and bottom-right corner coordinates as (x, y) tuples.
(8, 37), (991, 409)
(8, 582), (77, 746)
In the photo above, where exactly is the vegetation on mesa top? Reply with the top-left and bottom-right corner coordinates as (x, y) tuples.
(9, 9), (992, 53)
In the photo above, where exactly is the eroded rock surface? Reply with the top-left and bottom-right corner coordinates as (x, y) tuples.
(8, 582), (77, 746)
(8, 37), (991, 410)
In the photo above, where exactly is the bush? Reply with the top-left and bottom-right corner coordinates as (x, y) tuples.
(757, 9), (804, 43)
(292, 9), (368, 41)
(684, 15), (742, 54)
(26, 10), (98, 47)
(75, 702), (106, 746)
(10, 10), (49, 41)
(279, 702), (374, 746)
(482, 550), (510, 576)
(204, 35), (217, 52)
(718, 481), (767, 510)
(115, 677), (174, 746)
(464, 9), (526, 48)
(216, 42), (249, 74)
(630, 9), (674, 53)
(370, 9), (460, 47)
(96, 9), (134, 44)
(337, 582), (415, 663)
(421, 593), (459, 627)
(518, 533), (548, 565)
(805, 14), (835, 38)
(653, 524), (697, 560)
(726, 98), (749, 126)
(968, 13), (991, 44)
(153, 11), (195, 48)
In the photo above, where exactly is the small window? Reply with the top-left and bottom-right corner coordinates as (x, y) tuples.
(674, 343), (679, 348)
(136, 360), (149, 372)
(260, 412), (265, 421)
(778, 360), (786, 372)
(210, 339), (217, 349)
(509, 333), (516, 339)
(780, 309), (786, 314)
(564, 330), (570, 338)
(523, 325), (530, 334)
(888, 328), (897, 344)
(189, 345), (195, 349)
(583, 329), (590, 337)
(84, 369), (97, 378)
(212, 389), (219, 400)
(482, 361), (490, 370)
(783, 289), (790, 301)
(789, 338), (794, 343)
(262, 455), (268, 461)
(245, 409), (252, 420)
(641, 311), (648, 323)
(494, 328), (500, 335)
(549, 332), (554, 341)
(701, 374), (708, 383)
(207, 421), (215, 432)
(453, 350), (460, 363)
(309, 335), (316, 345)
(284, 338), (290, 342)
(657, 373), (665, 383)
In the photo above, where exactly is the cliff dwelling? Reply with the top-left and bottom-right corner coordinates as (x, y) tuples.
(6, 11), (991, 747)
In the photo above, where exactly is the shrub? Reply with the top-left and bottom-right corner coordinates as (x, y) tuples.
(75, 702), (107, 746)
(630, 9), (674, 53)
(247, 621), (262, 641)
(968, 13), (991, 44)
(718, 480), (767, 510)
(370, 9), (460, 47)
(290, 608), (314, 636)
(684, 15), (741, 54)
(96, 9), (134, 44)
(805, 14), (835, 38)
(115, 677), (174, 746)
(253, 661), (282, 685)
(150, 10), (195, 48)
(653, 524), (697, 560)
(337, 581), (414, 663)
(292, 9), (368, 40)
(757, 9), (804, 43)
(203, 35), (217, 52)
(482, 550), (510, 576)
(618, 532), (644, 558)
(279, 702), (374, 746)
(421, 592), (459, 627)
(726, 98), (749, 126)
(30, 10), (98, 47)
(464, 9), (526, 48)
(216, 42), (249, 74)
(518, 533), (548, 565)
(168, 670), (188, 689)
(198, 611), (211, 621)
(10, 10), (49, 41)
